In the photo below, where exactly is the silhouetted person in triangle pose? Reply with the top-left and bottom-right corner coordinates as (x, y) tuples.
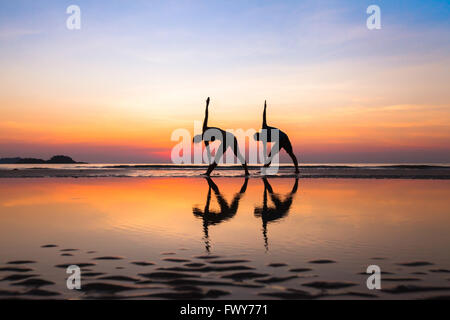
(194, 97), (249, 176)
(193, 177), (249, 252)
(254, 177), (299, 251)
(254, 101), (299, 173)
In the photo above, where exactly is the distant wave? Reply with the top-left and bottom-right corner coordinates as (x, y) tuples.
(1, 163), (449, 179)
(91, 164), (450, 170)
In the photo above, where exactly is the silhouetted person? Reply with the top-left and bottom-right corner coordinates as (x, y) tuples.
(254, 177), (299, 251)
(254, 101), (299, 173)
(193, 177), (248, 252)
(194, 97), (249, 176)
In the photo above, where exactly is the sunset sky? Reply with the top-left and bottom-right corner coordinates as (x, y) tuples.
(1, 0), (449, 163)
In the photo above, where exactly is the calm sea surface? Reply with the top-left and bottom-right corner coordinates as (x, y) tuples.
(0, 177), (449, 299)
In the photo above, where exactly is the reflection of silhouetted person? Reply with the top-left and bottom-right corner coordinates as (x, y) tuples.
(254, 177), (299, 251)
(194, 98), (249, 176)
(193, 177), (248, 252)
(254, 101), (299, 173)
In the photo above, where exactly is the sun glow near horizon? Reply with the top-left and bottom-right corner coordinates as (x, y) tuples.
(0, 0), (449, 163)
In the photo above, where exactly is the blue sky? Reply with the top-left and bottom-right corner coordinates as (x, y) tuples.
(0, 0), (449, 163)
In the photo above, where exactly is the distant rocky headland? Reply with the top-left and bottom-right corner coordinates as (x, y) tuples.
(0, 155), (85, 164)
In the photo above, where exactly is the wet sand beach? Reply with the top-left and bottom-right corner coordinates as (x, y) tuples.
(0, 177), (449, 299)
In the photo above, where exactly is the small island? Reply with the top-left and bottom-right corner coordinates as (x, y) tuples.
(0, 155), (85, 164)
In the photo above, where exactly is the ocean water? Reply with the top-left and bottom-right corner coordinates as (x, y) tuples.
(0, 177), (449, 299)
(2, 163), (449, 169)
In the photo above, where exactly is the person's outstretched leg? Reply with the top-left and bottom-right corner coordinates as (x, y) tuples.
(205, 143), (224, 176)
(264, 142), (279, 168)
(283, 140), (299, 173)
(288, 151), (299, 174)
(205, 162), (218, 176)
(233, 137), (249, 176)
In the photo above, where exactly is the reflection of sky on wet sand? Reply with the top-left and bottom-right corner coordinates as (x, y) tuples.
(0, 178), (449, 299)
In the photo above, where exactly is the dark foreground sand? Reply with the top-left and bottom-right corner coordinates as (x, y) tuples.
(1, 245), (450, 300)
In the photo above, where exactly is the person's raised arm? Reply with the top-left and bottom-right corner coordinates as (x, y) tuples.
(203, 97), (210, 132)
(263, 100), (267, 128)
